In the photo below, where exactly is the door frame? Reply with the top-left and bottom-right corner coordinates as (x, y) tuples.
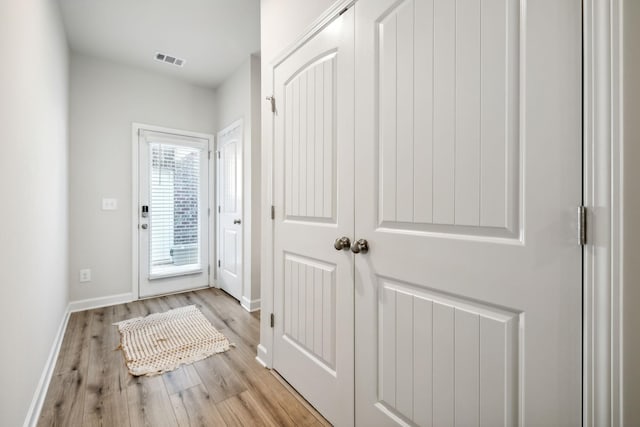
(583, 0), (623, 425)
(259, 0), (624, 424)
(216, 119), (244, 302)
(131, 122), (216, 300)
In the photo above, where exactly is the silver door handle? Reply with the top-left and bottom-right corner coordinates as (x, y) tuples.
(234, 219), (242, 224)
(350, 239), (369, 254)
(334, 237), (351, 251)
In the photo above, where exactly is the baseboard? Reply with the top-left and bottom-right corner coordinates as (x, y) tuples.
(67, 292), (134, 313)
(241, 296), (261, 312)
(256, 344), (270, 368)
(23, 308), (70, 427)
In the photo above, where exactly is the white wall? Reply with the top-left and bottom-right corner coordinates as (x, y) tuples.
(69, 53), (217, 302)
(622, 0), (640, 424)
(215, 54), (262, 311)
(0, 0), (69, 425)
(258, 0), (339, 366)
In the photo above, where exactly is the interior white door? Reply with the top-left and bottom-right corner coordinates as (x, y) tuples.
(139, 130), (210, 298)
(217, 122), (243, 301)
(272, 8), (355, 427)
(355, 0), (582, 426)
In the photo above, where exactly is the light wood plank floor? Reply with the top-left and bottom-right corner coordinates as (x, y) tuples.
(38, 288), (330, 427)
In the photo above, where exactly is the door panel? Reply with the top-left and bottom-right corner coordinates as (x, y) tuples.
(139, 130), (210, 298)
(355, 0), (581, 426)
(273, 8), (354, 427)
(217, 123), (243, 301)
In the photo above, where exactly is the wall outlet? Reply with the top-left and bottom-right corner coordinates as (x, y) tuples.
(79, 269), (92, 283)
(102, 198), (118, 210)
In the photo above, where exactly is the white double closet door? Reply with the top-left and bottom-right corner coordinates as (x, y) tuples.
(272, 1), (582, 426)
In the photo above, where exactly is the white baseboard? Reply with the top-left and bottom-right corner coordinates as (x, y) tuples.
(67, 292), (134, 313)
(256, 344), (270, 369)
(241, 296), (261, 312)
(23, 309), (70, 427)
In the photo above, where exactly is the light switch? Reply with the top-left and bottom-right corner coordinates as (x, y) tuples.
(102, 198), (118, 210)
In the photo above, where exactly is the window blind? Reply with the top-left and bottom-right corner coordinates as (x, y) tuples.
(149, 142), (201, 276)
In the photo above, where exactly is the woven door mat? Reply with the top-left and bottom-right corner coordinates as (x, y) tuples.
(114, 305), (231, 376)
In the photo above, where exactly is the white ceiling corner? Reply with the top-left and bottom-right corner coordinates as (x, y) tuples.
(58, 0), (260, 88)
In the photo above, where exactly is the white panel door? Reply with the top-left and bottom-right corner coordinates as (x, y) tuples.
(139, 130), (210, 298)
(272, 8), (355, 427)
(355, 0), (582, 426)
(217, 122), (243, 301)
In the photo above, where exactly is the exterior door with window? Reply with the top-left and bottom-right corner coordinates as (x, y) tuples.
(138, 129), (210, 298)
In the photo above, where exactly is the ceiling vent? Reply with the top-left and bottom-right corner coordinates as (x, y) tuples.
(154, 52), (185, 67)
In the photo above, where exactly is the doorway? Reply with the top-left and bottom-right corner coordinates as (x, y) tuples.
(134, 124), (213, 298)
(268, 0), (583, 425)
(216, 120), (244, 301)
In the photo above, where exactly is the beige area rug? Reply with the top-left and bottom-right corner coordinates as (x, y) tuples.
(114, 305), (231, 376)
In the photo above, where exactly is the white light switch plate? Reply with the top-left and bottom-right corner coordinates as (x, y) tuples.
(102, 198), (118, 210)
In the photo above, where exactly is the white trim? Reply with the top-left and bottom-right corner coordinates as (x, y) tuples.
(67, 293), (135, 313)
(22, 309), (70, 427)
(271, 0), (355, 68)
(583, 0), (623, 425)
(241, 296), (261, 312)
(218, 119), (243, 137)
(256, 344), (269, 369)
(131, 123), (215, 300)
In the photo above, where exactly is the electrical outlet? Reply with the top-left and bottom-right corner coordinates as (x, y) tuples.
(79, 269), (92, 283)
(102, 198), (118, 210)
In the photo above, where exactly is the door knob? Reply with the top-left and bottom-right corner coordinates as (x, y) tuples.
(334, 237), (351, 251)
(350, 239), (369, 254)
(141, 224), (148, 230)
(234, 219), (242, 224)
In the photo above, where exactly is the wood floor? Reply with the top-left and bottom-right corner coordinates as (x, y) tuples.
(38, 288), (330, 427)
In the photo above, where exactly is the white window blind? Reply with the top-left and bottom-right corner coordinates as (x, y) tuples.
(149, 142), (201, 276)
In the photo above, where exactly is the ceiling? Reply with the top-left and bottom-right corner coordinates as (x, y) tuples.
(58, 0), (260, 88)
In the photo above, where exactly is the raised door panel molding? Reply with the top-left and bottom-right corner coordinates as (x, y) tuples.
(283, 253), (337, 370)
(376, 0), (521, 237)
(377, 278), (520, 426)
(221, 140), (239, 213)
(222, 229), (238, 276)
(284, 53), (337, 223)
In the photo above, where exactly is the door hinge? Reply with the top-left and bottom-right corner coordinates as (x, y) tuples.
(271, 205), (275, 220)
(218, 260), (221, 267)
(266, 96), (276, 113)
(208, 265), (211, 275)
(208, 207), (211, 216)
(217, 151), (220, 159)
(270, 313), (275, 328)
(578, 205), (587, 246)
(208, 150), (211, 160)
(218, 206), (221, 213)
